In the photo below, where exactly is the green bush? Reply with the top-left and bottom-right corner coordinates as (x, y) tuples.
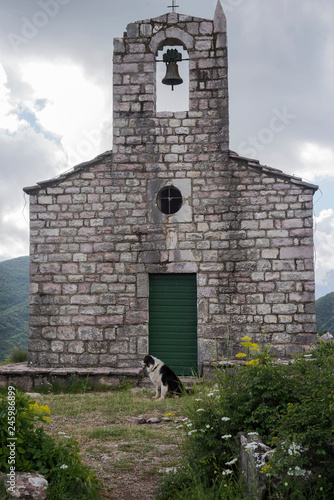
(158, 338), (334, 499)
(266, 341), (334, 498)
(0, 390), (101, 499)
(6, 347), (28, 364)
(158, 466), (249, 500)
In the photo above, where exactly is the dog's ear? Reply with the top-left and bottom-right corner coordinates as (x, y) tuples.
(144, 355), (154, 366)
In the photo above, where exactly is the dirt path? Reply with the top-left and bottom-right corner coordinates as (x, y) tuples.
(44, 388), (186, 500)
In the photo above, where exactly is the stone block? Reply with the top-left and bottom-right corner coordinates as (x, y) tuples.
(0, 472), (48, 500)
(56, 328), (76, 341)
(59, 354), (78, 365)
(78, 354), (99, 366)
(280, 246), (313, 259)
(78, 327), (103, 341)
(238, 433), (273, 500)
(126, 23), (139, 37)
(126, 311), (148, 324)
(88, 342), (108, 354)
(68, 342), (85, 354)
(51, 341), (64, 353)
(99, 355), (117, 366)
(272, 304), (297, 314)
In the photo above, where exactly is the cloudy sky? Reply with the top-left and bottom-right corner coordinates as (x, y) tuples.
(0, 0), (333, 298)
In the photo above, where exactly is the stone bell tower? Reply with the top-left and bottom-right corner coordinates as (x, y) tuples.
(112, 1), (229, 170)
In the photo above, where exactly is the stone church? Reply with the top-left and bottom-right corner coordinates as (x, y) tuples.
(24, 1), (318, 375)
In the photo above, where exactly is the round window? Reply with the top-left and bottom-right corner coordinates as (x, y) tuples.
(157, 186), (183, 215)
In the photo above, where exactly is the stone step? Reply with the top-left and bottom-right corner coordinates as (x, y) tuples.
(0, 362), (202, 392)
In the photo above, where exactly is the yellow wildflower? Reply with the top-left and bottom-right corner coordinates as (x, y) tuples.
(260, 464), (272, 474)
(249, 343), (260, 351)
(235, 353), (247, 358)
(246, 359), (259, 366)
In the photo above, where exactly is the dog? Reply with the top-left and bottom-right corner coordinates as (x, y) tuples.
(143, 355), (185, 399)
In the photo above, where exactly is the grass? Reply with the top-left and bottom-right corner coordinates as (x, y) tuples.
(0, 346), (28, 366)
(30, 384), (201, 497)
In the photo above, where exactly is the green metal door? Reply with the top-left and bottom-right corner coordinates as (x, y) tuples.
(149, 274), (197, 376)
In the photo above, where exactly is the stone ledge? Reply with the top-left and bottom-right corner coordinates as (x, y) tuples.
(0, 363), (199, 391)
(0, 363), (142, 376)
(202, 357), (297, 381)
(0, 363), (145, 391)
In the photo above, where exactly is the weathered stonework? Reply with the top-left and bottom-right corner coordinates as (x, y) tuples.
(23, 2), (318, 372)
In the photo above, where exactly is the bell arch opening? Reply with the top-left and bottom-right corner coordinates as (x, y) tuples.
(156, 40), (189, 113)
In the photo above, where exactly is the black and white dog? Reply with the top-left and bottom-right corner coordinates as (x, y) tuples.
(143, 355), (185, 399)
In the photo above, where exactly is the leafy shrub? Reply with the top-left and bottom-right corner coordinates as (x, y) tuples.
(265, 341), (334, 498)
(157, 466), (249, 500)
(159, 338), (334, 499)
(6, 347), (28, 364)
(0, 390), (101, 499)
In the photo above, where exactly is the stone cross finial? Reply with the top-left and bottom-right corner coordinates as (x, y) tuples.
(168, 0), (179, 12)
(214, 0), (226, 33)
(214, 0), (226, 48)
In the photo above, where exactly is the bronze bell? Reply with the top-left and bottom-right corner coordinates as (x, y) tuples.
(162, 62), (183, 91)
(161, 49), (183, 91)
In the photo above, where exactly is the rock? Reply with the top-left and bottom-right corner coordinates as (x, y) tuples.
(25, 393), (42, 399)
(0, 472), (48, 499)
(159, 467), (178, 474)
(319, 332), (334, 342)
(126, 416), (147, 424)
(238, 433), (274, 500)
(146, 417), (162, 424)
(138, 368), (146, 379)
(125, 415), (163, 425)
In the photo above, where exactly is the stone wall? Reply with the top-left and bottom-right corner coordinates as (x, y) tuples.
(25, 150), (317, 368)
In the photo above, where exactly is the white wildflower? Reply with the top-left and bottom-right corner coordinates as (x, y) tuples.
(245, 442), (258, 451)
(60, 464), (68, 469)
(221, 434), (232, 439)
(222, 469), (233, 475)
(225, 458), (238, 466)
(287, 466), (307, 477)
(287, 442), (303, 456)
(221, 417), (230, 421)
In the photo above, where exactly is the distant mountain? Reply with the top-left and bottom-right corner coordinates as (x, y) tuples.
(0, 256), (29, 362)
(0, 256), (332, 362)
(315, 292), (334, 335)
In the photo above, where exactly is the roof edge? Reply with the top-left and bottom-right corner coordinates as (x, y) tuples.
(23, 151), (112, 195)
(229, 151), (319, 192)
